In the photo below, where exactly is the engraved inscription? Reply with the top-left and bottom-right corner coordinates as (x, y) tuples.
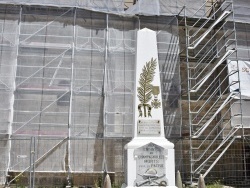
(138, 120), (161, 136)
(134, 143), (168, 186)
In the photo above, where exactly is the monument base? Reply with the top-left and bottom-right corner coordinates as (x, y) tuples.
(125, 137), (177, 188)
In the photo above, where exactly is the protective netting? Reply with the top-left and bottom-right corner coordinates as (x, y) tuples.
(1, 0), (250, 186)
(231, 101), (250, 128)
(0, 4), (180, 183)
(228, 21), (250, 128)
(126, 0), (205, 17)
(0, 0), (248, 23)
(0, 5), (19, 184)
(233, 0), (250, 23)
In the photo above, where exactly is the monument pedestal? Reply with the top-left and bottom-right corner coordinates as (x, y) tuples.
(125, 137), (176, 188)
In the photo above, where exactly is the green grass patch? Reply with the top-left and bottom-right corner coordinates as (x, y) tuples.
(206, 181), (224, 188)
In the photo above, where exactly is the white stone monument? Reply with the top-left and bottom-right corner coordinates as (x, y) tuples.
(125, 28), (177, 188)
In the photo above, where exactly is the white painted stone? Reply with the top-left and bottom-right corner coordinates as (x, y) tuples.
(125, 28), (177, 188)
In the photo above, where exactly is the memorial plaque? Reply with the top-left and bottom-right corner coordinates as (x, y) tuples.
(137, 120), (161, 136)
(134, 143), (168, 186)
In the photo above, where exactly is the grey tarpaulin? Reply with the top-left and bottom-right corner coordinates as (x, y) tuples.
(0, 0), (248, 23)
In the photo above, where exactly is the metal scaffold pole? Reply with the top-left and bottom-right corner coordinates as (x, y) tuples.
(29, 136), (36, 188)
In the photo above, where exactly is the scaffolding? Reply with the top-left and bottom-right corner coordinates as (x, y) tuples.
(1, 0), (250, 187)
(178, 0), (250, 186)
(0, 3), (181, 187)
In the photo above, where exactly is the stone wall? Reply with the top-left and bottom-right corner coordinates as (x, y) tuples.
(8, 172), (122, 188)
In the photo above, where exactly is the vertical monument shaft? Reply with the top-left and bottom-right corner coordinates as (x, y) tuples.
(134, 28), (164, 138)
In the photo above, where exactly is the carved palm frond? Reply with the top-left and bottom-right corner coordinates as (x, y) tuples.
(137, 58), (157, 104)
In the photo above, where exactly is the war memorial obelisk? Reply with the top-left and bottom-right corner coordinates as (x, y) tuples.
(125, 28), (177, 188)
